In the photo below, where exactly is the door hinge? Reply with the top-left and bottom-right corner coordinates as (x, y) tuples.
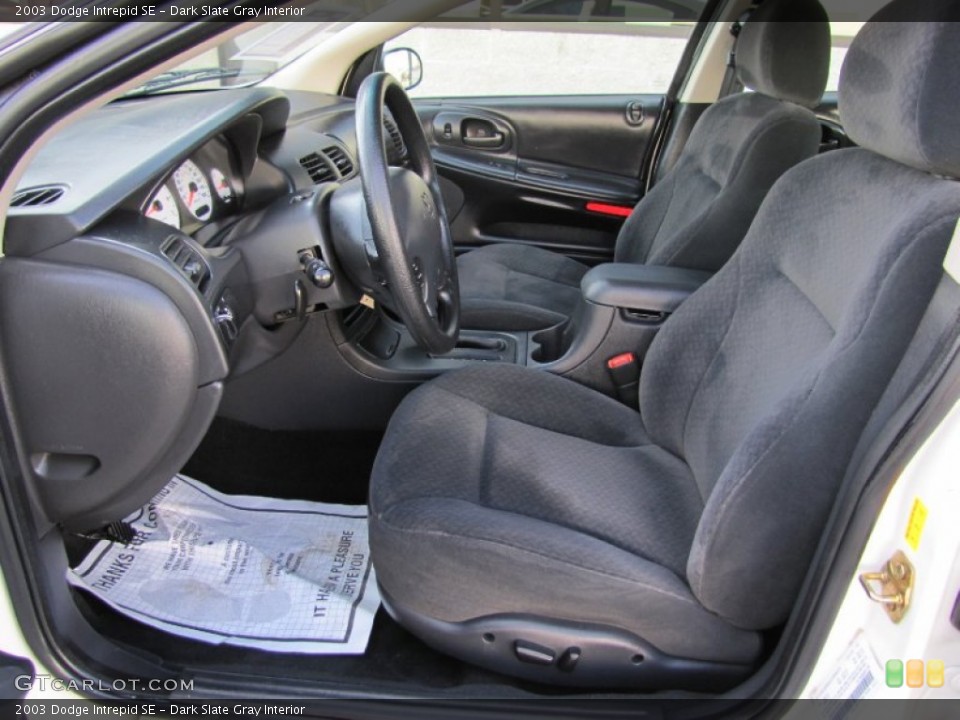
(858, 549), (914, 623)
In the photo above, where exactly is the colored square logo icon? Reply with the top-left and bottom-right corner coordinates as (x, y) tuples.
(906, 659), (925, 688)
(927, 660), (945, 688)
(886, 659), (904, 687)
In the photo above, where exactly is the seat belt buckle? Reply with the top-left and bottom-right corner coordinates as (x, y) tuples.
(607, 352), (640, 408)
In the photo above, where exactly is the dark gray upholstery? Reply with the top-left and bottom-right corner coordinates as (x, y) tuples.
(612, 93), (823, 270)
(370, 0), (960, 685)
(734, 0), (831, 108)
(371, 365), (762, 663)
(458, 242), (588, 331)
(456, 0), (829, 331)
(839, 2), (960, 177)
(643, 148), (960, 628)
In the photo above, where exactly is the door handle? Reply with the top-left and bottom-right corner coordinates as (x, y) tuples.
(463, 132), (505, 149)
(461, 117), (506, 149)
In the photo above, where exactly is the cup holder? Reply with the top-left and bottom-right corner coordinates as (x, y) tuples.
(530, 322), (568, 363)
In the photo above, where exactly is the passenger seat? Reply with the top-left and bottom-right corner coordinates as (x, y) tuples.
(456, 0), (832, 331)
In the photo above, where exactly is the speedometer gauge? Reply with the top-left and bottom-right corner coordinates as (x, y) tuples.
(144, 185), (180, 229)
(173, 160), (213, 221)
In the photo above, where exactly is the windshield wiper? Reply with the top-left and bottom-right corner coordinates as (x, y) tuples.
(123, 67), (265, 97)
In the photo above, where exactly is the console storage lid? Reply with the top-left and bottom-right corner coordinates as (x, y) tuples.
(581, 263), (712, 313)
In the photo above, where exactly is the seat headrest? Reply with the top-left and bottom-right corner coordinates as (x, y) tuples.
(735, 0), (831, 108)
(839, 0), (960, 177)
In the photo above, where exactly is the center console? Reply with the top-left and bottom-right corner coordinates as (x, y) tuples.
(331, 263), (711, 397)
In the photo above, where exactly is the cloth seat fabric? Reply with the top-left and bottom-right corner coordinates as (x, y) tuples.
(370, 3), (960, 681)
(457, 0), (831, 331)
(457, 242), (589, 331)
(370, 364), (763, 663)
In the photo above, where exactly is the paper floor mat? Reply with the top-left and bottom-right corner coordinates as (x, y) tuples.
(68, 475), (380, 654)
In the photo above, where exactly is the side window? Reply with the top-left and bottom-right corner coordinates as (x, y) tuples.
(383, 15), (702, 99)
(825, 22), (865, 93)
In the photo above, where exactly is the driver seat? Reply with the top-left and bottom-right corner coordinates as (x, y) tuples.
(456, 0), (831, 331)
(369, 5), (960, 690)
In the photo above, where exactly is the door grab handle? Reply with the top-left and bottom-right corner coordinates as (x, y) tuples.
(463, 133), (505, 149)
(526, 166), (568, 180)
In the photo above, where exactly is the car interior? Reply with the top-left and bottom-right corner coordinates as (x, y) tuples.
(1, 0), (960, 705)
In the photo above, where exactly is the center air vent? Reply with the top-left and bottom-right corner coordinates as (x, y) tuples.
(323, 145), (354, 177)
(11, 184), (67, 208)
(299, 152), (337, 184)
(161, 236), (209, 292)
(299, 145), (356, 184)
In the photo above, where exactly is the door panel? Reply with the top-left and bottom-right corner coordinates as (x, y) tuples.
(418, 94), (663, 264)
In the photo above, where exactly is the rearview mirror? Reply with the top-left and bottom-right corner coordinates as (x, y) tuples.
(383, 47), (423, 92)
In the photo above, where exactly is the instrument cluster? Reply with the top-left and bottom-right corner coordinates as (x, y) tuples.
(142, 136), (241, 235)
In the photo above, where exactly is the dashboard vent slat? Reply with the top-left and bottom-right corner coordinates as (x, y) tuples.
(299, 152), (336, 184)
(11, 184), (67, 208)
(300, 145), (356, 185)
(383, 116), (406, 160)
(323, 145), (354, 177)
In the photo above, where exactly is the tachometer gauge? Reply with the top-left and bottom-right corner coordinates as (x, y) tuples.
(173, 160), (213, 221)
(144, 185), (180, 229)
(210, 168), (235, 203)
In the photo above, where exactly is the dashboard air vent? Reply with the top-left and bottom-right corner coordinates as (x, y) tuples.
(299, 152), (336, 184)
(11, 184), (67, 208)
(323, 145), (354, 177)
(383, 116), (406, 160)
(300, 145), (356, 184)
(161, 236), (209, 292)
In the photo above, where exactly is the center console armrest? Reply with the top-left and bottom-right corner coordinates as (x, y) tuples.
(581, 264), (712, 313)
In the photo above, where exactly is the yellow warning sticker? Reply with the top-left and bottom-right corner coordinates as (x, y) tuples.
(905, 498), (928, 552)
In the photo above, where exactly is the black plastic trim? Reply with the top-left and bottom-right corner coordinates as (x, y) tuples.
(582, 263), (712, 313)
(4, 88), (290, 258)
(382, 590), (753, 691)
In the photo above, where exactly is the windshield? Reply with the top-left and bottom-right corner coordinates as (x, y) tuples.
(123, 21), (351, 97)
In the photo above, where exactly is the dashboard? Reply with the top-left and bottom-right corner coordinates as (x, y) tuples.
(142, 137), (242, 234)
(4, 87), (367, 256)
(0, 86), (390, 530)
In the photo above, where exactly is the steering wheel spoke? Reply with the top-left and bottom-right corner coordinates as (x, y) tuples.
(340, 72), (459, 354)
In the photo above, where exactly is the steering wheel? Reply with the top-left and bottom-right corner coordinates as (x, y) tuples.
(353, 72), (460, 354)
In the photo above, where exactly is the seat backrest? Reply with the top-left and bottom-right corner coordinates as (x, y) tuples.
(614, 0), (830, 272)
(639, 7), (960, 630)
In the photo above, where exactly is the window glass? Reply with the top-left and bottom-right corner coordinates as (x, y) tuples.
(385, 15), (703, 98)
(826, 21), (865, 93)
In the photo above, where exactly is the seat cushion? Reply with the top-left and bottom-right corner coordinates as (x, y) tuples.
(456, 243), (589, 331)
(370, 364), (763, 665)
